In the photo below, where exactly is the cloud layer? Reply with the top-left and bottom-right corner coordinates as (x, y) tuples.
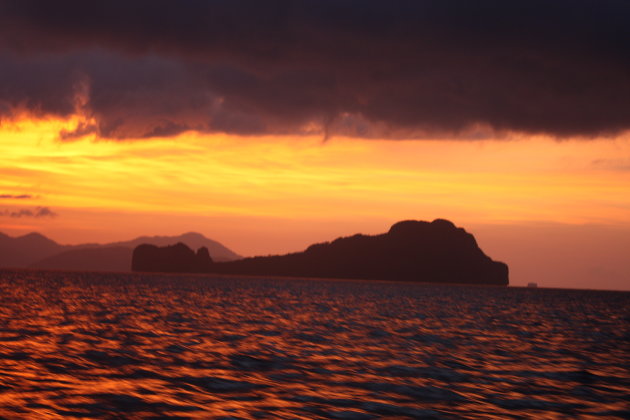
(0, 206), (57, 218)
(0, 194), (33, 199)
(1, 0), (629, 139)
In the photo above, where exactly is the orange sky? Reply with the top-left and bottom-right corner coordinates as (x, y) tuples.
(1, 116), (629, 290)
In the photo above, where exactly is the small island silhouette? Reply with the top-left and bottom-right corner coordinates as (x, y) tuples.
(132, 219), (508, 285)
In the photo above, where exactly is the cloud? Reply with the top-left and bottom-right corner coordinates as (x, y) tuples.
(0, 0), (628, 140)
(592, 158), (630, 172)
(1, 206), (58, 218)
(0, 194), (33, 199)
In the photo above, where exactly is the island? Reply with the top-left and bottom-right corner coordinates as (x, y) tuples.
(131, 219), (509, 285)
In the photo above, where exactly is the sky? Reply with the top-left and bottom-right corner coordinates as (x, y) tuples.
(1, 1), (629, 290)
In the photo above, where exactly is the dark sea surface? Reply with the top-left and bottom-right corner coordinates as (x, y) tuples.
(0, 270), (628, 419)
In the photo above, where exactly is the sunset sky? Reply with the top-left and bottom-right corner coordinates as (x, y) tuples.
(1, 1), (629, 290)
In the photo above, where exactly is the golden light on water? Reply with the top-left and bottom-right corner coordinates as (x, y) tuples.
(0, 271), (628, 418)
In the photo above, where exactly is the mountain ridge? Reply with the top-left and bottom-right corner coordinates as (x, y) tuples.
(0, 231), (241, 271)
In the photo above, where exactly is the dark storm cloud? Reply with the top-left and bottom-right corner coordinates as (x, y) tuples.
(0, 0), (629, 139)
(1, 206), (57, 218)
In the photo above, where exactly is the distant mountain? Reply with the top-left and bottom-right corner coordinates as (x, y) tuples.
(108, 232), (240, 261)
(132, 219), (509, 285)
(0, 231), (240, 271)
(0, 232), (68, 268)
(30, 247), (132, 271)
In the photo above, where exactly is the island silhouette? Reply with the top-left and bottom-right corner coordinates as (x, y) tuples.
(132, 219), (509, 285)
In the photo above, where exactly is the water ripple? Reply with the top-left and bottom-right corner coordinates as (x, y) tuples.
(0, 269), (628, 419)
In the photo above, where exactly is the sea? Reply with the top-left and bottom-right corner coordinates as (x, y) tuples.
(0, 269), (628, 419)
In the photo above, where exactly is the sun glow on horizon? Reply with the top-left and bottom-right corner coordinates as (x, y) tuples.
(1, 115), (629, 254)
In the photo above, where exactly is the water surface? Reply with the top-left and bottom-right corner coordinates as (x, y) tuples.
(0, 270), (628, 419)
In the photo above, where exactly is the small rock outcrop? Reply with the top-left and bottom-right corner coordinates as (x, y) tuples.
(132, 243), (213, 273)
(131, 219), (508, 285)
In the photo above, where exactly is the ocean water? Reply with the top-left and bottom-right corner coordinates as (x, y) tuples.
(0, 270), (628, 419)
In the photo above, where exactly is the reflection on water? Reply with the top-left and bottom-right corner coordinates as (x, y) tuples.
(0, 269), (628, 419)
